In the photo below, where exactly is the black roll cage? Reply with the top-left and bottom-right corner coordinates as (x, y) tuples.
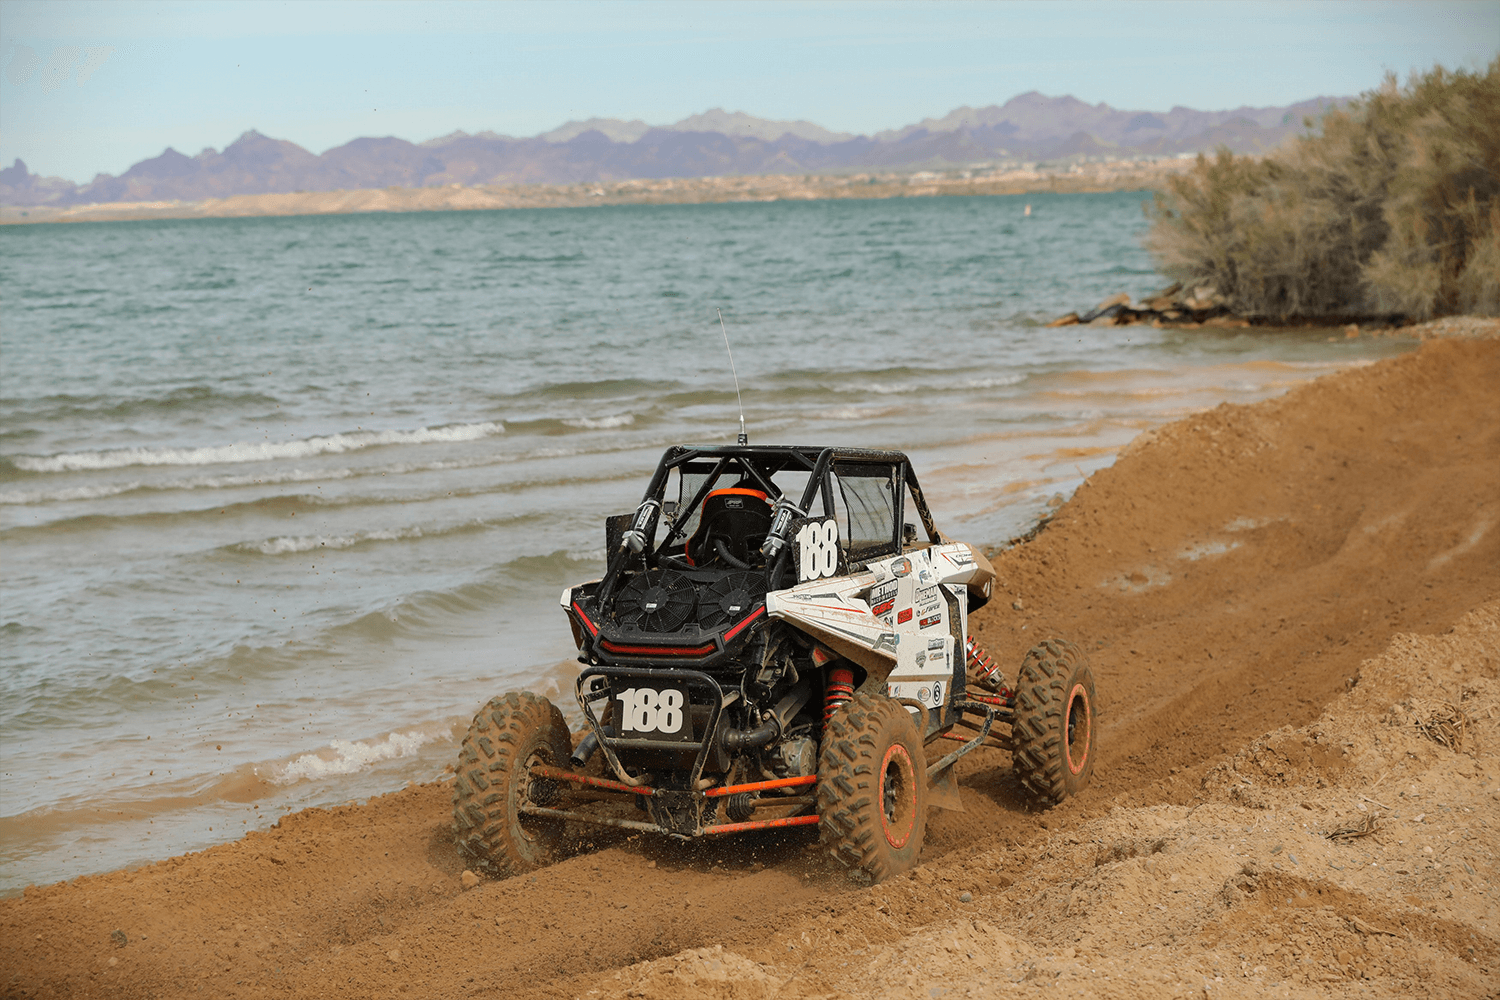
(596, 445), (941, 608)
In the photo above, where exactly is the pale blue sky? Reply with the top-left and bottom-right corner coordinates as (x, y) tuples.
(2, 0), (1496, 183)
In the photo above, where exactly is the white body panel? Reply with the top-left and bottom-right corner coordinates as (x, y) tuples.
(765, 542), (991, 707)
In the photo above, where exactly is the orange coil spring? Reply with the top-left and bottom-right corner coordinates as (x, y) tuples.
(966, 637), (1008, 694)
(823, 667), (855, 724)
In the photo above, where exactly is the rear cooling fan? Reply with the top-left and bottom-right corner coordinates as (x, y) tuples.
(614, 569), (697, 633)
(698, 572), (767, 630)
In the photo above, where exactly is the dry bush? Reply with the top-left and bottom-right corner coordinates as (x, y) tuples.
(1146, 60), (1500, 320)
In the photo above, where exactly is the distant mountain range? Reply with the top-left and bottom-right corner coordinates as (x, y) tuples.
(1, 92), (1346, 207)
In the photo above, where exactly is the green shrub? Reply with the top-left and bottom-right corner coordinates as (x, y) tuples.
(1146, 59), (1499, 320)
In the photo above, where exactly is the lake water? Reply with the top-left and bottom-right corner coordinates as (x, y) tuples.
(0, 192), (1413, 892)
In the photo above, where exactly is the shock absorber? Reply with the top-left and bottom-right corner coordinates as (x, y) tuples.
(967, 636), (1009, 695)
(823, 667), (855, 724)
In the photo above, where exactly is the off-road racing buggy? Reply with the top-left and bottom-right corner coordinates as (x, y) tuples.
(453, 445), (1096, 883)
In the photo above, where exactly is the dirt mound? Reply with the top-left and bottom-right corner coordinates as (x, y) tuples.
(3, 336), (1497, 1000)
(591, 602), (1500, 999)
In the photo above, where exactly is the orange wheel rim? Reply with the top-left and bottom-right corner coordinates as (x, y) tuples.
(880, 743), (918, 848)
(1065, 683), (1091, 774)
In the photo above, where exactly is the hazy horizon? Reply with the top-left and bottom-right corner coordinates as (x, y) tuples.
(2, 88), (1354, 185)
(2, 0), (1496, 184)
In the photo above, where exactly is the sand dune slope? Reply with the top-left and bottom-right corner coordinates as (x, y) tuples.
(2, 337), (1497, 1000)
(592, 601), (1500, 999)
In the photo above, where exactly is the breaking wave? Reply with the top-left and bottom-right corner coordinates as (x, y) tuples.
(9, 421), (506, 473)
(237, 527), (431, 555)
(561, 414), (635, 429)
(233, 519), (500, 555)
(268, 728), (447, 785)
(0, 467), (361, 505)
(962, 374), (1028, 389)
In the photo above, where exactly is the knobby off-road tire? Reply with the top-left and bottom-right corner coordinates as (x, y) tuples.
(817, 691), (927, 883)
(452, 691), (571, 878)
(1011, 638), (1096, 804)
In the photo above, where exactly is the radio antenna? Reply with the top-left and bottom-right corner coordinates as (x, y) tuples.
(717, 308), (748, 444)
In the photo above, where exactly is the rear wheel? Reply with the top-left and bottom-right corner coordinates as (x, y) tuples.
(817, 692), (927, 883)
(452, 691), (571, 878)
(1011, 639), (1096, 804)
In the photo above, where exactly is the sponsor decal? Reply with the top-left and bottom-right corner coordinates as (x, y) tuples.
(804, 607), (882, 626)
(918, 613), (942, 630)
(869, 580), (898, 619)
(927, 637), (947, 651)
(916, 686), (929, 703)
(896, 608), (913, 625)
(913, 650), (926, 666)
(918, 569), (932, 584)
(950, 548), (975, 566)
(819, 623), (899, 657)
(891, 557), (913, 578)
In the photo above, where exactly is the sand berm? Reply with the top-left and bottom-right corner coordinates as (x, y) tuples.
(4, 323), (1498, 1000)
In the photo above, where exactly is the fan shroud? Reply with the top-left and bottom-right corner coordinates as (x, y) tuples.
(613, 569), (697, 632)
(697, 571), (767, 630)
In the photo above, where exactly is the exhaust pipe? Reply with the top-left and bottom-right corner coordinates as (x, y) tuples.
(570, 730), (601, 768)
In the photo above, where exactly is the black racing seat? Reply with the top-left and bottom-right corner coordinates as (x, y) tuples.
(686, 488), (773, 569)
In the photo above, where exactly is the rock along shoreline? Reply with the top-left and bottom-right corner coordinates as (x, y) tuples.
(1044, 282), (1496, 337)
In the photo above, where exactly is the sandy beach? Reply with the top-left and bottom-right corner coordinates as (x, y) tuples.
(0, 159), (1191, 226)
(3, 325), (1497, 1000)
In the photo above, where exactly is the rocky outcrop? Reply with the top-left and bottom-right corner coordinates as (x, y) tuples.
(1046, 282), (1253, 328)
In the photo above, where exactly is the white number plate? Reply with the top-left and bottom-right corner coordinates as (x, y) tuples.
(795, 517), (840, 581)
(613, 686), (692, 740)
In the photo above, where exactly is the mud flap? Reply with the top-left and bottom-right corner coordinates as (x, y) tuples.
(926, 762), (965, 812)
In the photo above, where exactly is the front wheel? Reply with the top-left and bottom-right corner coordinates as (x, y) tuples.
(452, 691), (571, 878)
(1011, 639), (1096, 804)
(817, 692), (927, 883)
